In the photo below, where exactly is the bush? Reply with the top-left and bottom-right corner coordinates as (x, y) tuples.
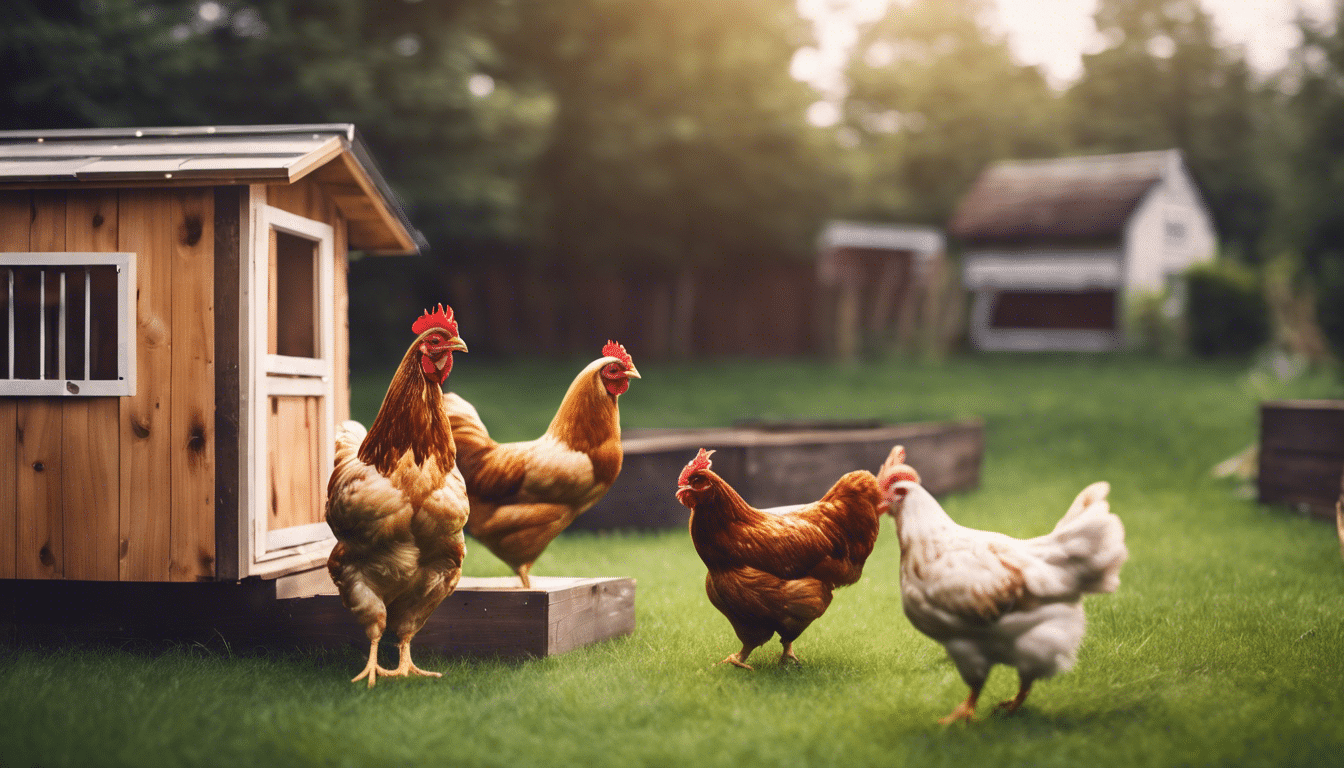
(1184, 261), (1270, 357)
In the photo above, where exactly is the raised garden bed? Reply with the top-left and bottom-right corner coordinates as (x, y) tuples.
(1258, 399), (1344, 521)
(575, 418), (984, 530)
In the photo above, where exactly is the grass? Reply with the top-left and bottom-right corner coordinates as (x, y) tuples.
(6, 352), (1344, 768)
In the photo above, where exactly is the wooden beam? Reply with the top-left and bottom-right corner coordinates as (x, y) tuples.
(213, 187), (244, 582)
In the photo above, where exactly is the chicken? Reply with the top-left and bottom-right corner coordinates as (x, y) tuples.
(876, 445), (1127, 723)
(325, 304), (470, 688)
(676, 448), (884, 669)
(442, 341), (639, 588)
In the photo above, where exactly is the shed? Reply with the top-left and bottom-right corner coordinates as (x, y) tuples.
(949, 149), (1216, 351)
(0, 124), (423, 585)
(816, 220), (945, 359)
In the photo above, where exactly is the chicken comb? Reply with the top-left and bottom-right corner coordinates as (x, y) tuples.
(678, 448), (715, 486)
(879, 445), (921, 487)
(412, 303), (459, 337)
(602, 340), (634, 368)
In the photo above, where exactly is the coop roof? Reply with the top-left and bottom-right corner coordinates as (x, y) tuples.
(0, 124), (425, 254)
(949, 150), (1178, 246)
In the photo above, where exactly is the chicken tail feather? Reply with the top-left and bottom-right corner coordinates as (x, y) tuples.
(1048, 483), (1127, 595)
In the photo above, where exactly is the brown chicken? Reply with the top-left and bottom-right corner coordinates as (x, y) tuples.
(676, 448), (884, 669)
(442, 341), (639, 588)
(325, 304), (470, 688)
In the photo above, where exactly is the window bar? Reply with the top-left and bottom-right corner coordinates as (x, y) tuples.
(84, 267), (91, 382)
(38, 269), (45, 380)
(58, 269), (66, 382)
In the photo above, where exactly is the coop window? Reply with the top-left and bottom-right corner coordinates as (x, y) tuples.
(0, 252), (135, 397)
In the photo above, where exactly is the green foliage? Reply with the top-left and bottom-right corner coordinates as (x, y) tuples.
(1066, 0), (1279, 263)
(841, 0), (1065, 224)
(1184, 261), (1271, 357)
(1315, 256), (1344, 358)
(5, 356), (1344, 767)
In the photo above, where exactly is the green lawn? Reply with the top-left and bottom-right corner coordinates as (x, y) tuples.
(5, 353), (1344, 768)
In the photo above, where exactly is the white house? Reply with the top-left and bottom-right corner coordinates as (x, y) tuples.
(949, 149), (1216, 352)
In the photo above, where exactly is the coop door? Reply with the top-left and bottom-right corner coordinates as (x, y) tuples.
(245, 205), (336, 577)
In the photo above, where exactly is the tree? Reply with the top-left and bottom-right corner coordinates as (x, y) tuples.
(1066, 0), (1277, 262)
(493, 0), (841, 270)
(840, 0), (1066, 224)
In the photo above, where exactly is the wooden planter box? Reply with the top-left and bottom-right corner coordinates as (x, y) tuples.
(574, 418), (984, 530)
(1258, 400), (1344, 520)
(0, 575), (635, 659)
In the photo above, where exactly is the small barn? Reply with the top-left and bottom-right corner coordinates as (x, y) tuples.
(815, 220), (945, 359)
(0, 124), (423, 586)
(949, 149), (1216, 352)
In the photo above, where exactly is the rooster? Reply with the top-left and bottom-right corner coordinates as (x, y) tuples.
(442, 341), (639, 588)
(676, 448), (883, 669)
(325, 304), (469, 688)
(877, 446), (1127, 723)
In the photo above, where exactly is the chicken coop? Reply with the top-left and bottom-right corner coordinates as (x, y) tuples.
(0, 123), (425, 588)
(0, 125), (634, 657)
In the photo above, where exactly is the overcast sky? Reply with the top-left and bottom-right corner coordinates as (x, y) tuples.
(793, 0), (1340, 96)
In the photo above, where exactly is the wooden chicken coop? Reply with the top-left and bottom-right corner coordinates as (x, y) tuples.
(0, 125), (635, 657)
(0, 124), (426, 588)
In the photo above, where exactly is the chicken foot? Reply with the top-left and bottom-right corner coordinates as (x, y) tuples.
(351, 638), (398, 689)
(938, 687), (981, 725)
(779, 640), (802, 666)
(717, 643), (760, 670)
(376, 638), (442, 680)
(516, 563), (533, 590)
(994, 680), (1032, 715)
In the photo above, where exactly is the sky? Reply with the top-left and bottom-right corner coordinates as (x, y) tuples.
(793, 0), (1340, 97)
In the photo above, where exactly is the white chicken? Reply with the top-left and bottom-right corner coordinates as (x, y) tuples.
(876, 446), (1127, 724)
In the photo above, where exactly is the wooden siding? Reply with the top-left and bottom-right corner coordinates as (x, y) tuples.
(0, 188), (215, 581)
(0, 194), (28, 578)
(1258, 400), (1344, 520)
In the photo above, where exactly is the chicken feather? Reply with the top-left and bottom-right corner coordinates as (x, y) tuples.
(878, 446), (1126, 723)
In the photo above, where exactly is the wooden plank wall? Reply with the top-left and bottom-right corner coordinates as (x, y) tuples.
(0, 188), (215, 581)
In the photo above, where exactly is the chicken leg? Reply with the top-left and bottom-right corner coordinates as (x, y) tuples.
(779, 640), (802, 665)
(351, 637), (397, 689)
(717, 641), (761, 670)
(939, 687), (981, 725)
(378, 637), (442, 680)
(517, 562), (533, 589)
(994, 679), (1033, 715)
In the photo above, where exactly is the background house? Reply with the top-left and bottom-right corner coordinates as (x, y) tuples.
(949, 149), (1216, 352)
(0, 124), (421, 586)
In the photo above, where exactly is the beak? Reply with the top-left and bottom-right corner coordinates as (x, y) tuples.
(625, 366), (641, 379)
(448, 336), (468, 353)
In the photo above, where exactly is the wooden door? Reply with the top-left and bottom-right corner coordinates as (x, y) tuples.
(243, 201), (336, 578)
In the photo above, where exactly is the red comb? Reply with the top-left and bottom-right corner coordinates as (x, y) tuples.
(678, 448), (714, 486)
(603, 340), (633, 368)
(412, 303), (459, 337)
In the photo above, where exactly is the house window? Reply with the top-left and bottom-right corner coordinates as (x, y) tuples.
(0, 252), (135, 397)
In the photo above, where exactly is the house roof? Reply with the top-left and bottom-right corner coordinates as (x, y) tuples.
(0, 124), (426, 254)
(949, 150), (1178, 246)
